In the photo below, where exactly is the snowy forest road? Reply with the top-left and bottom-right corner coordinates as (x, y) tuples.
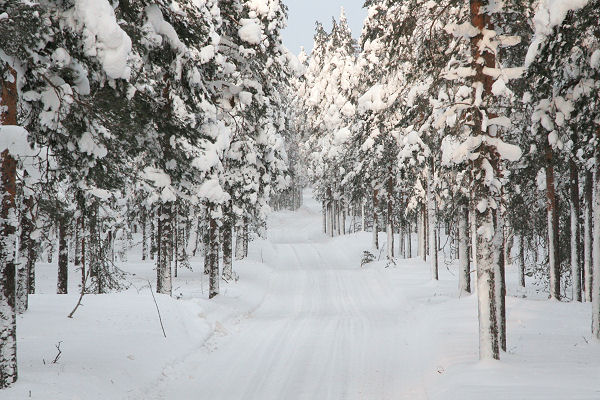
(146, 194), (438, 400)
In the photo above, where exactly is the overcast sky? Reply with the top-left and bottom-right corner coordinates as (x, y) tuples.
(282, 1), (367, 55)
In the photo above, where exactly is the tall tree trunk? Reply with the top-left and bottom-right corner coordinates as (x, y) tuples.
(387, 178), (394, 260)
(428, 174), (438, 280)
(459, 204), (471, 295)
(57, 215), (68, 294)
(545, 141), (560, 300)
(592, 128), (600, 339)
(141, 208), (148, 261)
(399, 222), (405, 259)
(495, 209), (506, 352)
(0, 63), (18, 387)
(342, 201), (346, 235)
(16, 194), (35, 313)
(322, 201), (327, 234)
(156, 203), (172, 296)
(234, 224), (244, 261)
(570, 160), (581, 302)
(172, 205), (178, 279)
(470, 205), (477, 273)
(242, 216), (248, 258)
(222, 202), (233, 282)
(150, 209), (156, 261)
(407, 221), (412, 258)
(361, 200), (365, 231)
(74, 216), (81, 266)
(372, 190), (379, 250)
(471, 0), (500, 360)
(584, 171), (593, 302)
(518, 234), (526, 288)
(208, 212), (219, 299)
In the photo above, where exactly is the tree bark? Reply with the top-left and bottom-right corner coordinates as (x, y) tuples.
(428, 174), (438, 280)
(234, 223), (244, 261)
(16, 194), (35, 312)
(471, 0), (500, 360)
(0, 62), (18, 387)
(459, 204), (471, 295)
(141, 208), (148, 261)
(156, 203), (172, 296)
(208, 211), (219, 299)
(545, 141), (560, 300)
(495, 209), (506, 352)
(322, 201), (327, 234)
(74, 216), (81, 266)
(372, 190), (379, 250)
(584, 171), (593, 302)
(57, 215), (68, 294)
(592, 128), (600, 339)
(569, 160), (581, 302)
(222, 202), (233, 282)
(518, 234), (526, 288)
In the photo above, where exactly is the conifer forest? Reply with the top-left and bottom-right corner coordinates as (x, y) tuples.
(0, 0), (599, 398)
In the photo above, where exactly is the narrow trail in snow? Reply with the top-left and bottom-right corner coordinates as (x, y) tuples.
(144, 192), (438, 400)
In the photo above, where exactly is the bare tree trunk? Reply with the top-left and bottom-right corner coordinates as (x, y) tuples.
(342, 201), (346, 235)
(399, 222), (405, 259)
(235, 223), (244, 261)
(470, 206), (477, 273)
(372, 190), (379, 250)
(546, 141), (561, 300)
(242, 216), (248, 258)
(584, 171), (593, 302)
(74, 216), (81, 266)
(496, 210), (506, 352)
(518, 234), (526, 288)
(428, 174), (438, 280)
(156, 203), (172, 296)
(0, 63), (19, 387)
(57, 215), (68, 294)
(16, 194), (35, 313)
(570, 160), (581, 302)
(208, 212), (219, 299)
(361, 200), (365, 232)
(322, 201), (327, 234)
(141, 208), (148, 261)
(459, 204), (471, 295)
(150, 209), (156, 261)
(407, 221), (412, 258)
(471, 0), (499, 360)
(222, 202), (233, 282)
(592, 128), (600, 339)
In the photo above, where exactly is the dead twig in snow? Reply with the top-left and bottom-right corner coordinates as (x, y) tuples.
(52, 341), (62, 364)
(146, 279), (167, 338)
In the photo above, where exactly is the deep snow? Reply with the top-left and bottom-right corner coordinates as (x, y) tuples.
(3, 190), (600, 399)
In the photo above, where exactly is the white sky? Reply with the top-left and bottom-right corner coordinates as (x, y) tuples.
(281, 0), (367, 55)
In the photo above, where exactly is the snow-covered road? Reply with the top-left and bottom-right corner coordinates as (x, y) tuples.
(147, 194), (442, 400)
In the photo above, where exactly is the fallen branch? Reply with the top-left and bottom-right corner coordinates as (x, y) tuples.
(52, 341), (62, 364)
(146, 280), (167, 338)
(68, 267), (91, 318)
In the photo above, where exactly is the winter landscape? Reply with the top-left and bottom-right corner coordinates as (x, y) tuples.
(0, 0), (600, 399)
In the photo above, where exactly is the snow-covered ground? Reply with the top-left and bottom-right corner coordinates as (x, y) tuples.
(3, 190), (600, 399)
